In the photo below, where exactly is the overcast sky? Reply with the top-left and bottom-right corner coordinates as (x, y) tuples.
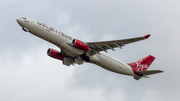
(0, 0), (180, 101)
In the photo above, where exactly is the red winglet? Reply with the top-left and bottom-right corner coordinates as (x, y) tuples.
(144, 34), (151, 39)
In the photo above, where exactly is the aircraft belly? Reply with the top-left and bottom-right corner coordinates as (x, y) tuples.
(95, 53), (134, 76)
(59, 43), (84, 57)
(28, 23), (52, 41)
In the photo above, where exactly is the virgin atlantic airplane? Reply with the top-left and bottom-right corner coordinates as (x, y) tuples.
(16, 17), (163, 80)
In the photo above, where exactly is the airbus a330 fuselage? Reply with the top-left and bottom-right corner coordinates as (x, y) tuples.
(16, 17), (163, 80)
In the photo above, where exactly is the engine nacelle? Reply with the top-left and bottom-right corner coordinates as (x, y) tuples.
(47, 48), (64, 60)
(71, 39), (89, 51)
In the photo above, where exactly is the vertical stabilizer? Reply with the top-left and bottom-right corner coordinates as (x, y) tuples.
(128, 55), (156, 76)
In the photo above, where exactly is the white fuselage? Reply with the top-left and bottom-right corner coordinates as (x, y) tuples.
(17, 18), (135, 76)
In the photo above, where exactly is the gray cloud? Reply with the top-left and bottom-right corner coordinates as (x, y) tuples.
(0, 0), (180, 101)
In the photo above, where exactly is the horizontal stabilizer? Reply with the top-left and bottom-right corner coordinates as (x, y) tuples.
(133, 76), (142, 80)
(137, 70), (164, 75)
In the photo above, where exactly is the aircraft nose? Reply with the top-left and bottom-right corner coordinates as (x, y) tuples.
(16, 18), (24, 27)
(16, 19), (21, 24)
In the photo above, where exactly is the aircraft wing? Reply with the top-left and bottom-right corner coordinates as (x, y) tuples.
(86, 34), (150, 56)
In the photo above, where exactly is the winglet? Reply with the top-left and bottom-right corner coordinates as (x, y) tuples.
(143, 34), (151, 39)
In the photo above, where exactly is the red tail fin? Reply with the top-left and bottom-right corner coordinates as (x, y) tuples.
(128, 55), (155, 76)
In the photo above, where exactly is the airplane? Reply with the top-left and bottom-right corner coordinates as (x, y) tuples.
(16, 17), (163, 80)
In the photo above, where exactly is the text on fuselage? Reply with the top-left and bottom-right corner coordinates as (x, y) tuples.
(37, 21), (73, 40)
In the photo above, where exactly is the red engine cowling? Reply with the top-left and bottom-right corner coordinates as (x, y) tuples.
(71, 39), (89, 51)
(47, 48), (64, 60)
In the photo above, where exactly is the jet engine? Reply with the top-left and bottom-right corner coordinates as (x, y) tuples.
(71, 39), (89, 51)
(47, 48), (64, 60)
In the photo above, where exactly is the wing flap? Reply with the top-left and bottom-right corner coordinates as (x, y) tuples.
(62, 57), (74, 66)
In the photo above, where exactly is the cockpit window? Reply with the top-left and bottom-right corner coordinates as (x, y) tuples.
(21, 17), (26, 19)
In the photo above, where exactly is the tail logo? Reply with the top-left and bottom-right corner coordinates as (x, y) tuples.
(136, 60), (148, 71)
